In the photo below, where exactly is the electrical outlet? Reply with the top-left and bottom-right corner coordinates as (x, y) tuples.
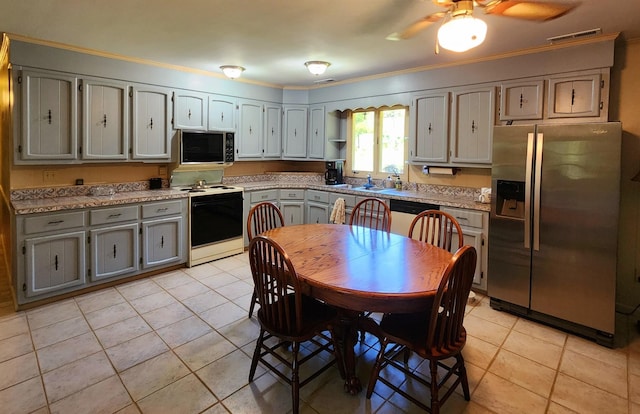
(43, 170), (56, 182)
(158, 166), (167, 177)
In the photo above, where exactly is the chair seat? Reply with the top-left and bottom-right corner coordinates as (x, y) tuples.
(380, 311), (467, 359)
(258, 294), (338, 340)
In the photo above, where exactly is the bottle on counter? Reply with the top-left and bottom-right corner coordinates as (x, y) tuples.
(395, 177), (402, 190)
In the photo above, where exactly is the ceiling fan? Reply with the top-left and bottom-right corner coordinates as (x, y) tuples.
(387, 0), (577, 52)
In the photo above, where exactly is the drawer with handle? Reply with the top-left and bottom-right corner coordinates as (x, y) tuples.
(250, 189), (279, 203)
(306, 190), (329, 204)
(23, 211), (86, 235)
(441, 207), (484, 229)
(91, 205), (139, 225)
(279, 189), (305, 200)
(141, 200), (183, 218)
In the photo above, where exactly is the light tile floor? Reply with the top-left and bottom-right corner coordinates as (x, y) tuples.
(1, 252), (639, 414)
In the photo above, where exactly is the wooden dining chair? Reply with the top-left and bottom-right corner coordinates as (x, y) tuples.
(408, 209), (464, 252)
(365, 245), (477, 414)
(248, 235), (345, 414)
(246, 201), (285, 317)
(349, 197), (392, 232)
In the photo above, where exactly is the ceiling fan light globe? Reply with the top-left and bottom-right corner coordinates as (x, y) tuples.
(437, 15), (487, 52)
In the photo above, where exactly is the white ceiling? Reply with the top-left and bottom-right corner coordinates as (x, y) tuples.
(1, 0), (639, 88)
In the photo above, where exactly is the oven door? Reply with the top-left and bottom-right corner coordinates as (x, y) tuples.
(190, 192), (243, 247)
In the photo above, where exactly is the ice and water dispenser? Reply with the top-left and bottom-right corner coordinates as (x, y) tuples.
(495, 180), (525, 219)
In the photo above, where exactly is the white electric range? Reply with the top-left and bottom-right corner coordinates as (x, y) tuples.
(173, 183), (244, 266)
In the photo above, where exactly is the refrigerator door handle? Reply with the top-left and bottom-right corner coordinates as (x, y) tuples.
(533, 132), (544, 251)
(524, 133), (534, 249)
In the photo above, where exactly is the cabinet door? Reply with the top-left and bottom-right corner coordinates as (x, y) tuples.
(208, 95), (236, 131)
(548, 74), (601, 118)
(131, 85), (171, 160)
(90, 223), (139, 280)
(283, 106), (308, 158)
(281, 201), (304, 226)
(450, 226), (483, 287)
(500, 80), (543, 120)
(20, 69), (78, 160)
(412, 92), (449, 163)
(308, 105), (326, 159)
(142, 216), (183, 268)
(237, 100), (264, 158)
(25, 231), (86, 297)
(264, 103), (282, 158)
(451, 87), (494, 164)
(173, 91), (207, 130)
(306, 202), (329, 224)
(82, 79), (128, 159)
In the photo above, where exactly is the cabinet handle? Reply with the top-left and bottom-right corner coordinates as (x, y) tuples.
(188, 109), (192, 119)
(294, 128), (297, 137)
(571, 88), (575, 106)
(113, 244), (117, 258)
(271, 127), (274, 135)
(48, 109), (52, 124)
(161, 236), (164, 248)
(150, 117), (153, 129)
(428, 122), (432, 134)
(221, 112), (224, 122)
(290, 214), (293, 223)
(55, 255), (59, 271)
(157, 207), (168, 212)
(315, 128), (318, 136)
(108, 213), (122, 219)
(48, 220), (64, 225)
(103, 114), (107, 127)
(519, 93), (524, 109)
(249, 126), (252, 134)
(471, 120), (476, 133)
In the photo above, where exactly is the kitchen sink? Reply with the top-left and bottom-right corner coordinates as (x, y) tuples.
(353, 186), (386, 192)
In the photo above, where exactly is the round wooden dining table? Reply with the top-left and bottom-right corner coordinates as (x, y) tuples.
(262, 223), (453, 394)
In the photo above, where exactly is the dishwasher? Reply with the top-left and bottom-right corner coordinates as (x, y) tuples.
(389, 199), (439, 237)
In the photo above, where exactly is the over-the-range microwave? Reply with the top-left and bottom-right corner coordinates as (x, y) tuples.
(179, 130), (235, 165)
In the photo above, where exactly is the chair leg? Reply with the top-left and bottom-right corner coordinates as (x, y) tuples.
(457, 354), (471, 401)
(430, 359), (440, 414)
(291, 341), (300, 414)
(248, 329), (264, 382)
(248, 290), (258, 318)
(365, 339), (388, 399)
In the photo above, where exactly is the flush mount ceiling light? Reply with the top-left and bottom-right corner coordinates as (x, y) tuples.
(220, 65), (245, 79)
(304, 61), (331, 76)
(437, 9), (487, 53)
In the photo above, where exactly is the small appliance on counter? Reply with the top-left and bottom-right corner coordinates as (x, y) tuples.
(324, 160), (344, 185)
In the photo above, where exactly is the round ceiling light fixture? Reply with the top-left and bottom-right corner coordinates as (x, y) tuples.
(437, 14), (487, 52)
(304, 61), (331, 76)
(220, 65), (245, 79)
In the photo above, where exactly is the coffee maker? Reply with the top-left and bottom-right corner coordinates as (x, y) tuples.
(325, 161), (344, 185)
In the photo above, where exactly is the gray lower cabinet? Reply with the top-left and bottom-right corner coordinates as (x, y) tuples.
(306, 190), (329, 224)
(15, 198), (187, 305)
(279, 189), (305, 226)
(141, 200), (185, 268)
(25, 230), (86, 297)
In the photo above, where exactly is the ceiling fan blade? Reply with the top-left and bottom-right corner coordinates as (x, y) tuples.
(483, 0), (577, 21)
(386, 12), (446, 41)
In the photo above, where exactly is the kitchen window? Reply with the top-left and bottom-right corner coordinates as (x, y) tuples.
(349, 106), (408, 178)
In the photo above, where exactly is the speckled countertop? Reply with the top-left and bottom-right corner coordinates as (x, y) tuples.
(237, 181), (490, 212)
(10, 174), (490, 215)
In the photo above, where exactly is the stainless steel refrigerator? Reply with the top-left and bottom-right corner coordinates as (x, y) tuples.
(488, 122), (621, 347)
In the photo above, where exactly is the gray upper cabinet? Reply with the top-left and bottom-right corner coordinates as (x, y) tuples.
(451, 86), (495, 164)
(173, 90), (207, 130)
(208, 95), (236, 131)
(237, 99), (264, 158)
(308, 105), (326, 159)
(548, 73), (601, 118)
(500, 79), (544, 121)
(19, 69), (78, 161)
(131, 85), (172, 161)
(411, 92), (449, 163)
(264, 103), (282, 158)
(82, 78), (129, 160)
(283, 105), (308, 158)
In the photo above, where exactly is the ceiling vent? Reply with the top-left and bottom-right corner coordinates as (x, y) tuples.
(547, 28), (602, 43)
(313, 78), (336, 85)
